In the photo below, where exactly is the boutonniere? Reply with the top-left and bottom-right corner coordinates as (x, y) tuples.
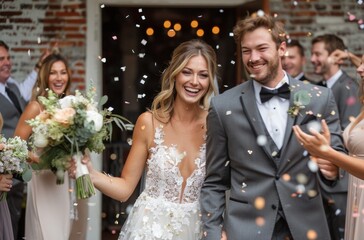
(287, 90), (311, 117)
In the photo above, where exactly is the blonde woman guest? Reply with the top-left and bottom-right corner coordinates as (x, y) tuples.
(14, 54), (73, 240)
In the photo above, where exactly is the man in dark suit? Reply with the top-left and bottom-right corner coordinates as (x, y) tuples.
(310, 34), (362, 240)
(0, 40), (48, 240)
(200, 14), (346, 240)
(282, 39), (313, 83)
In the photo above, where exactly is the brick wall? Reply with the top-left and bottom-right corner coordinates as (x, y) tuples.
(270, 0), (364, 81)
(1, 0), (363, 88)
(0, 0), (86, 91)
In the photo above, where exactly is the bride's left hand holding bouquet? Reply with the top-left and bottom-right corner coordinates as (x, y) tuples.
(0, 135), (31, 201)
(27, 87), (133, 199)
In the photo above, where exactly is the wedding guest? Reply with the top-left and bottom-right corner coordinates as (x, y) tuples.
(310, 34), (362, 239)
(14, 53), (75, 240)
(83, 39), (218, 239)
(0, 173), (14, 240)
(282, 39), (312, 82)
(0, 40), (49, 240)
(0, 113), (14, 240)
(200, 14), (345, 240)
(293, 51), (364, 240)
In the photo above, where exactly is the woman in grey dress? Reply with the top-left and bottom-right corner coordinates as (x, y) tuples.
(0, 113), (14, 240)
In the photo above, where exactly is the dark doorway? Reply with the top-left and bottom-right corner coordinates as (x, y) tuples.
(100, 4), (262, 238)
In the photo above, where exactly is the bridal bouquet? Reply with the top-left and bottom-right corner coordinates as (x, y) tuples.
(27, 87), (133, 199)
(0, 136), (31, 201)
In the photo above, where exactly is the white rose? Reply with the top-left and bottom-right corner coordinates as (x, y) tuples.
(85, 110), (103, 132)
(33, 134), (49, 148)
(58, 95), (77, 108)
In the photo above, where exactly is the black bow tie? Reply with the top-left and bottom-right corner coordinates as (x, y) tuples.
(259, 83), (290, 103)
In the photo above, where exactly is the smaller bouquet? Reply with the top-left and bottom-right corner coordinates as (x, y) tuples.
(0, 136), (31, 201)
(27, 87), (133, 199)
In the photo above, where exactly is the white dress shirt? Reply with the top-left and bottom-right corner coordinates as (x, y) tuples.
(325, 69), (342, 89)
(253, 74), (290, 149)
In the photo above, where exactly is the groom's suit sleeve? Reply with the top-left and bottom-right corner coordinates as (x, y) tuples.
(318, 88), (346, 184)
(200, 97), (230, 240)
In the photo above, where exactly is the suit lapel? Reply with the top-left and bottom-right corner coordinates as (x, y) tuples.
(239, 80), (277, 163)
(280, 78), (308, 162)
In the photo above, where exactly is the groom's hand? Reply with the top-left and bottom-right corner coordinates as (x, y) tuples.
(314, 156), (338, 180)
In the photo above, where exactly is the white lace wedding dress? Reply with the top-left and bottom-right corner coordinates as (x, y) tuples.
(118, 126), (206, 240)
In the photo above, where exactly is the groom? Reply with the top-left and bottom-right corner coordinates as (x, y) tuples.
(200, 14), (346, 239)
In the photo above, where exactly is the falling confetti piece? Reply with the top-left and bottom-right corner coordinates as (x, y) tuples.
(348, 12), (356, 21)
(254, 197), (265, 209)
(140, 79), (145, 84)
(255, 216), (265, 226)
(247, 150), (253, 154)
(307, 120), (321, 133)
(100, 4), (105, 8)
(257, 10), (265, 17)
(306, 230), (318, 240)
(308, 160), (318, 172)
(282, 173), (291, 181)
(141, 39), (147, 45)
(112, 36), (117, 40)
(257, 135), (267, 146)
(114, 77), (119, 81)
(226, 110), (232, 115)
(120, 66), (126, 71)
(224, 161), (230, 167)
(296, 173), (308, 184)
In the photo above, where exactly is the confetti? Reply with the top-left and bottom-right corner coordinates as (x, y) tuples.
(306, 230), (318, 240)
(308, 160), (318, 172)
(255, 217), (265, 226)
(257, 135), (267, 146)
(254, 197), (265, 209)
(226, 110), (232, 115)
(257, 10), (265, 17)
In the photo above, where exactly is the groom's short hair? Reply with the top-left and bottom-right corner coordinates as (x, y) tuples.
(233, 13), (286, 49)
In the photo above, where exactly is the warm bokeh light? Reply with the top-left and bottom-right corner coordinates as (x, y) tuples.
(196, 29), (204, 37)
(163, 20), (171, 28)
(167, 29), (176, 37)
(190, 20), (198, 28)
(146, 27), (154, 36)
(174, 23), (182, 31)
(212, 26), (220, 34)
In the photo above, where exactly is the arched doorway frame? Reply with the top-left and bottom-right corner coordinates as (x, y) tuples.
(85, 1), (264, 239)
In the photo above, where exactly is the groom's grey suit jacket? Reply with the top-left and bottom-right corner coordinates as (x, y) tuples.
(200, 77), (345, 240)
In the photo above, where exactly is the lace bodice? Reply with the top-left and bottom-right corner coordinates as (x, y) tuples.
(143, 126), (206, 204)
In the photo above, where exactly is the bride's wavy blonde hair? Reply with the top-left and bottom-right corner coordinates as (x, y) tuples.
(150, 39), (218, 123)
